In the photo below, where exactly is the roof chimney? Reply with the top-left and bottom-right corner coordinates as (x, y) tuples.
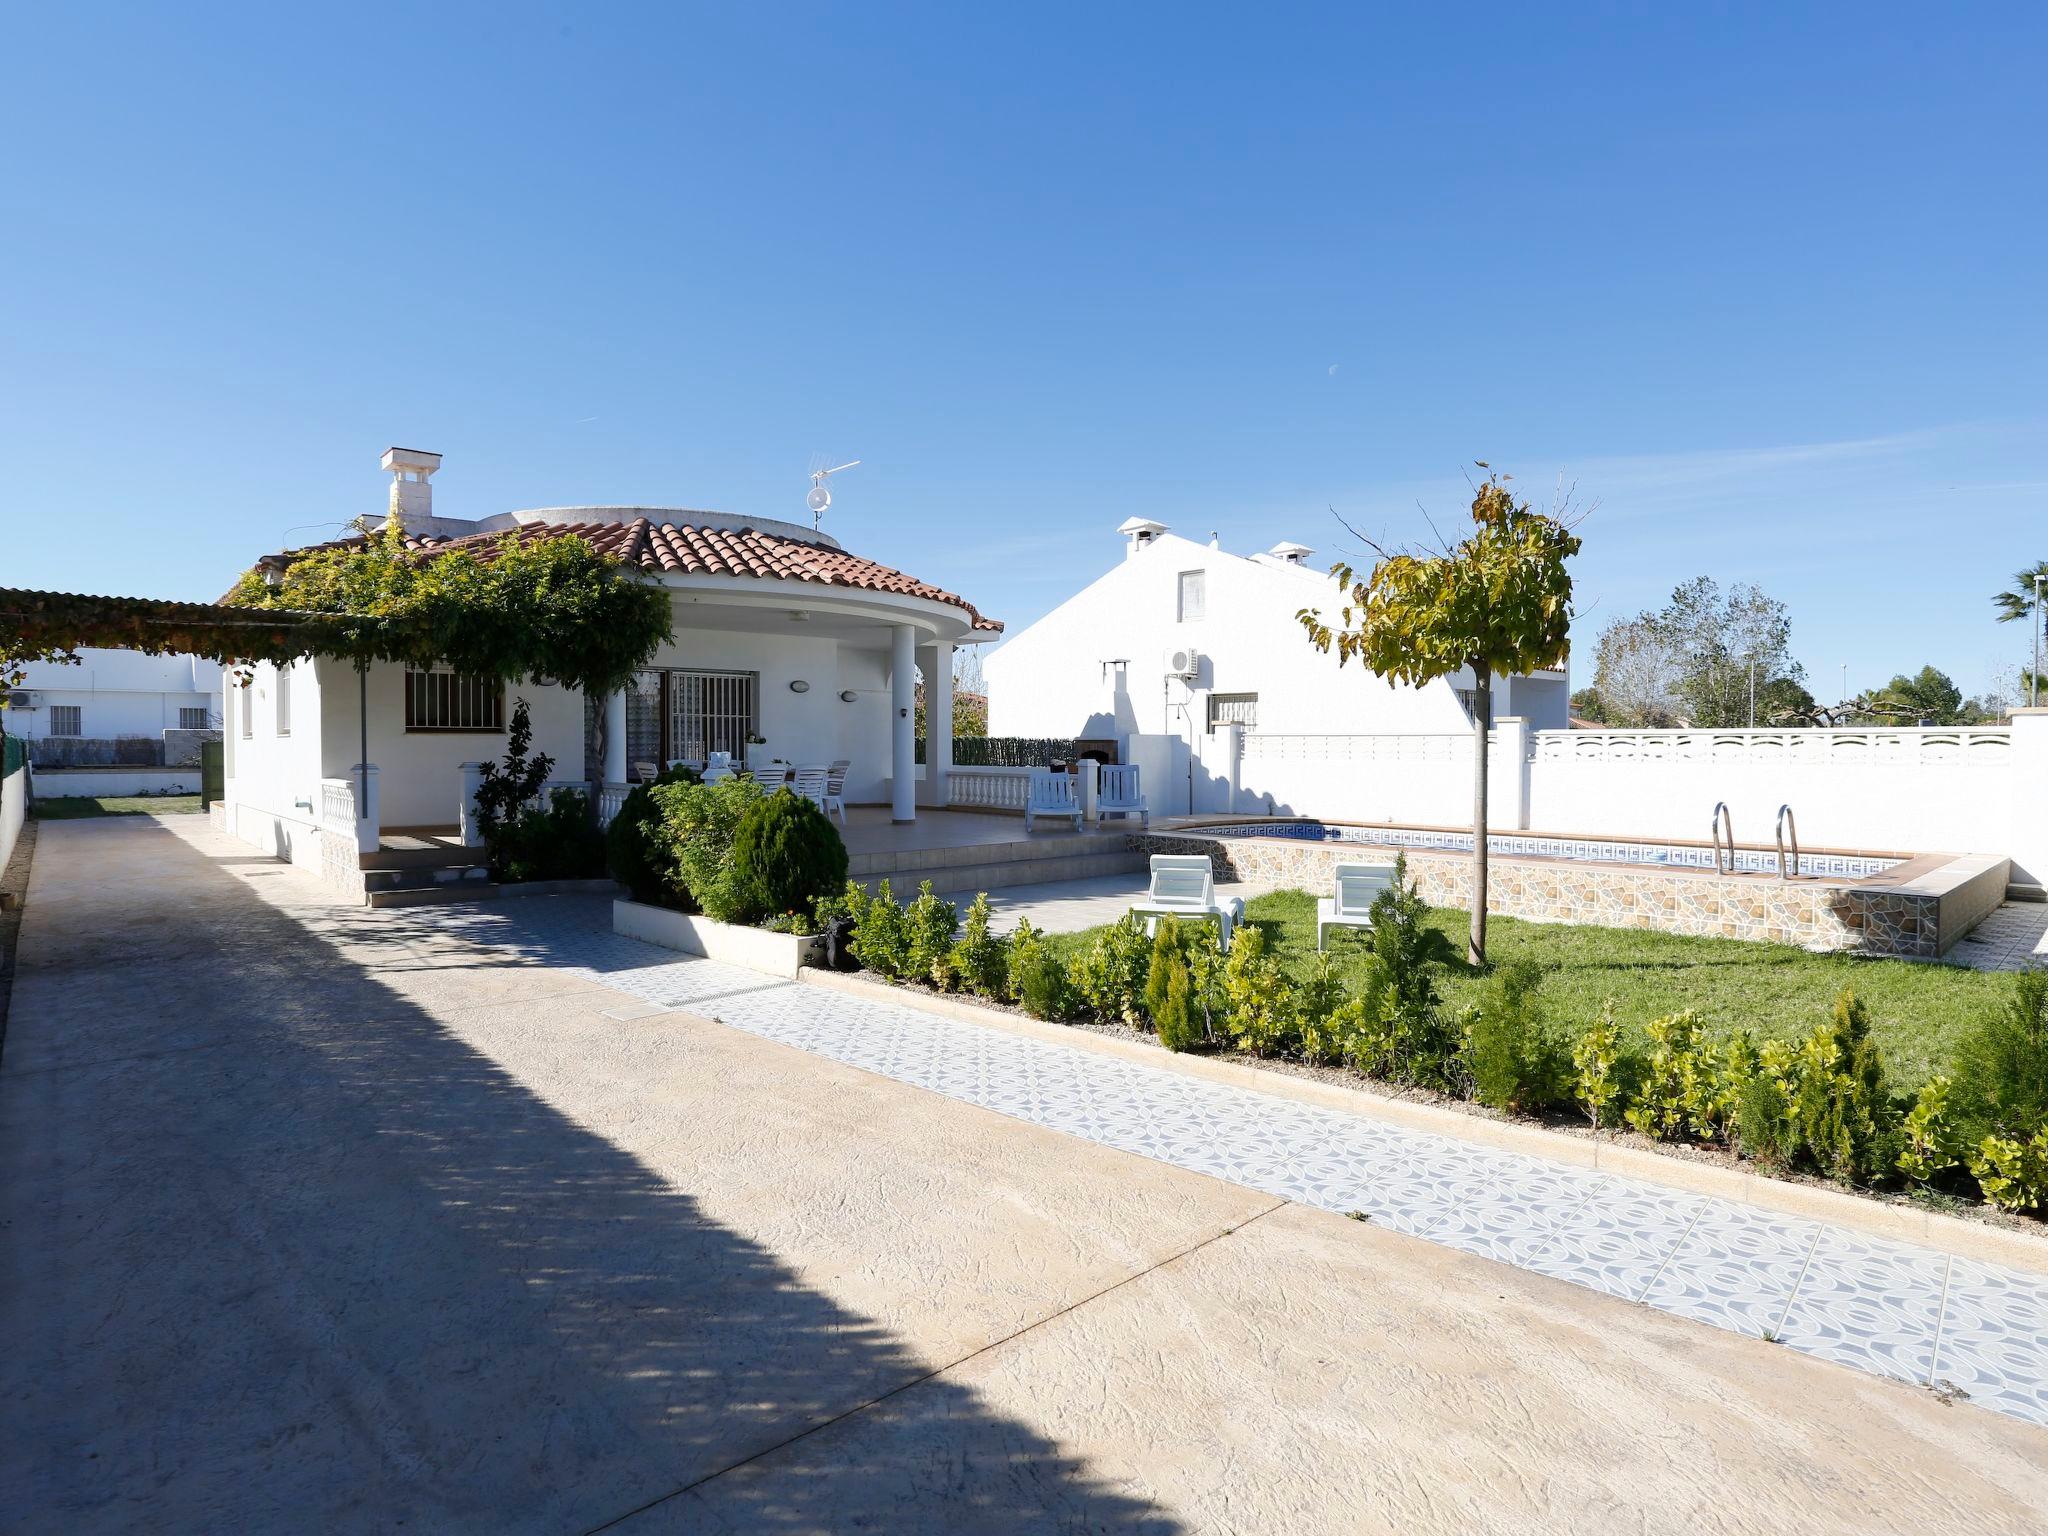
(1267, 540), (1314, 566)
(381, 447), (442, 530)
(1117, 516), (1169, 561)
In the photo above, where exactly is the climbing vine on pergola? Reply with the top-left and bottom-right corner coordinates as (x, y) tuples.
(1, 522), (675, 710)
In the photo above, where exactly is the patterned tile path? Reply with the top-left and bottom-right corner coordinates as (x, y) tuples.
(1947, 900), (2048, 972)
(394, 896), (2048, 1431)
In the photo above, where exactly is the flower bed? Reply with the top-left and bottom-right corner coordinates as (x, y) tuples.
(614, 899), (822, 979)
(823, 860), (2048, 1224)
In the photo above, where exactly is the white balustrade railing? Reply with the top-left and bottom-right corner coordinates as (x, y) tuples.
(318, 778), (356, 831)
(1241, 733), (1475, 764)
(596, 781), (631, 827)
(1529, 727), (2013, 766)
(946, 765), (1033, 810)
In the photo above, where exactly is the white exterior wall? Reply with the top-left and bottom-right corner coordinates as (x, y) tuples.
(10, 648), (221, 740)
(0, 757), (24, 875)
(986, 532), (1569, 752)
(219, 659), (330, 867)
(1228, 720), (2048, 886)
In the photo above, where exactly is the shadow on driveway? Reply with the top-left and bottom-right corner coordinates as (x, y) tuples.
(1, 818), (1179, 1534)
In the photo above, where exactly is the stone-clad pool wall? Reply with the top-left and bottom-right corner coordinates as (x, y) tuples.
(1131, 831), (1946, 958)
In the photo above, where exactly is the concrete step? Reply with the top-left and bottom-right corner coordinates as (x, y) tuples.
(364, 865), (494, 892)
(366, 882), (503, 909)
(859, 850), (1147, 897)
(360, 844), (481, 873)
(848, 830), (1134, 878)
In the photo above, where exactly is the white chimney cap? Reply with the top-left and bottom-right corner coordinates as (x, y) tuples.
(1268, 541), (1315, 564)
(1117, 516), (1168, 538)
(381, 447), (443, 475)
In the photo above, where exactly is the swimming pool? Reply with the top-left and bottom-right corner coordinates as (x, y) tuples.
(1190, 821), (1904, 881)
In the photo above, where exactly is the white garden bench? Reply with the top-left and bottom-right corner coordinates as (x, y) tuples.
(1131, 854), (1245, 951)
(1024, 768), (1082, 832)
(1317, 861), (1397, 950)
(1096, 762), (1148, 828)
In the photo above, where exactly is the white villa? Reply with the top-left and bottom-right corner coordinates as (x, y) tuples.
(219, 449), (1001, 880)
(985, 517), (1569, 814)
(7, 649), (221, 751)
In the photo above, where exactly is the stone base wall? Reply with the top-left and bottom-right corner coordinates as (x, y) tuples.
(1133, 832), (1940, 958)
(318, 828), (368, 901)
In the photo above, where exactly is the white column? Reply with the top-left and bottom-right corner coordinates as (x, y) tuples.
(459, 761), (487, 847)
(890, 623), (917, 823)
(2009, 709), (2048, 890)
(926, 639), (954, 807)
(352, 764), (380, 856)
(603, 687), (628, 784)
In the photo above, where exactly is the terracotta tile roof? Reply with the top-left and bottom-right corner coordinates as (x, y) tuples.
(252, 519), (1001, 631)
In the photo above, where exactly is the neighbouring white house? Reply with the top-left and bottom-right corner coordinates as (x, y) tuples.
(7, 648), (222, 752)
(985, 517), (1569, 813)
(220, 448), (1000, 880)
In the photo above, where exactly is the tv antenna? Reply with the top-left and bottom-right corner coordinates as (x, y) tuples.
(805, 460), (861, 530)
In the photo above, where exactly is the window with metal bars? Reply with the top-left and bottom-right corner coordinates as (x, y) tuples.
(667, 670), (758, 762)
(179, 706), (211, 730)
(49, 704), (82, 737)
(404, 670), (506, 732)
(275, 666), (292, 736)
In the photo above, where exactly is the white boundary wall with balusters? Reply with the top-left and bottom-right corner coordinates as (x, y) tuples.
(1230, 712), (2048, 887)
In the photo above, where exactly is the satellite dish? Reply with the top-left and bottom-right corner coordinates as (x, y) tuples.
(804, 459), (861, 530)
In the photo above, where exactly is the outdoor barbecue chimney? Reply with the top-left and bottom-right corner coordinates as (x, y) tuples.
(381, 447), (442, 530)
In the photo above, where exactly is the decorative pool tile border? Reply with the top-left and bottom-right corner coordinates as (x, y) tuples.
(396, 897), (2048, 1429)
(1135, 832), (1940, 957)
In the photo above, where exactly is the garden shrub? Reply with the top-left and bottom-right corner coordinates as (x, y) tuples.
(947, 893), (1011, 999)
(651, 773), (765, 919)
(1010, 919), (1080, 1020)
(1625, 1010), (1725, 1142)
(1220, 927), (1296, 1055)
(1950, 965), (2048, 1149)
(1145, 917), (1205, 1052)
(1071, 915), (1153, 1025)
(904, 882), (959, 986)
(493, 787), (607, 883)
(1789, 989), (1899, 1185)
(1970, 1124), (2048, 1214)
(848, 880), (911, 978)
(606, 763), (702, 902)
(1295, 952), (1353, 1065)
(1571, 1000), (1627, 1131)
(728, 789), (849, 927)
(1466, 962), (1569, 1115)
(1732, 1038), (1798, 1169)
(1898, 1074), (1961, 1185)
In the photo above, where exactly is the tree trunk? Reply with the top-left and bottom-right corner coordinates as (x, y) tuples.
(1469, 669), (1490, 967)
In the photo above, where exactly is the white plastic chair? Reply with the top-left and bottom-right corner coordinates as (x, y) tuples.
(1096, 763), (1148, 828)
(792, 765), (830, 812)
(1317, 862), (1396, 950)
(820, 760), (850, 825)
(1024, 768), (1082, 832)
(1130, 854), (1244, 951)
(703, 750), (734, 784)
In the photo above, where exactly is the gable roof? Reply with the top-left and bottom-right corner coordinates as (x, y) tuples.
(249, 518), (1001, 632)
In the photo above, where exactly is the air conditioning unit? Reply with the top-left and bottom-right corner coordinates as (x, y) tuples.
(5, 691), (37, 710)
(1162, 646), (1202, 680)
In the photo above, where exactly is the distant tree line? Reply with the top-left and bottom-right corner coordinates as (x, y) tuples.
(1569, 575), (2010, 729)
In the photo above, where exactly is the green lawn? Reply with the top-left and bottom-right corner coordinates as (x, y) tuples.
(1046, 888), (2013, 1090)
(34, 794), (204, 820)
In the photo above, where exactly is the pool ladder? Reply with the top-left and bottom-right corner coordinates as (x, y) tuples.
(1775, 804), (1801, 881)
(1714, 802), (1801, 879)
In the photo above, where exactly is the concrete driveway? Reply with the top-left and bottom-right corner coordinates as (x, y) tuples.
(4, 816), (2046, 1534)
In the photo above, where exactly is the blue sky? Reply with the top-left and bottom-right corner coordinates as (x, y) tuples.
(5, 3), (2043, 701)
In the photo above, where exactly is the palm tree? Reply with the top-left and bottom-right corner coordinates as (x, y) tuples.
(1992, 561), (2048, 625)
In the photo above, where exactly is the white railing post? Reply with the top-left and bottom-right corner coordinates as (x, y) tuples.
(352, 764), (380, 855)
(597, 781), (632, 828)
(1079, 758), (1100, 822)
(459, 761), (486, 847)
